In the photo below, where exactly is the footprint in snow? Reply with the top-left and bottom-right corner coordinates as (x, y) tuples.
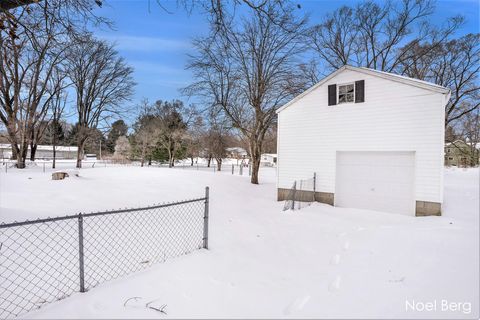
(328, 276), (342, 292)
(283, 295), (311, 315)
(330, 254), (341, 265)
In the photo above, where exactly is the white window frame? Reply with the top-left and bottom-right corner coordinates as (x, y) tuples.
(337, 83), (355, 105)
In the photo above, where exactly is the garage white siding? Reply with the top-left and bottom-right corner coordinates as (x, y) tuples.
(277, 67), (446, 205)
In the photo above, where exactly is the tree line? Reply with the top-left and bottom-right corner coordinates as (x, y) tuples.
(1, 0), (478, 183)
(184, 0), (479, 183)
(0, 0), (134, 169)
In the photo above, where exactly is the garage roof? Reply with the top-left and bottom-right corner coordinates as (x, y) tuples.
(277, 65), (451, 114)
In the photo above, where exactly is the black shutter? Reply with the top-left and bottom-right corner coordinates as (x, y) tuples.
(355, 80), (365, 103)
(328, 84), (336, 106)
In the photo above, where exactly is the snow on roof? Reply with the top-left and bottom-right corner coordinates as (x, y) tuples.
(226, 147), (247, 153)
(277, 65), (450, 114)
(0, 144), (78, 152)
(445, 140), (480, 150)
(358, 67), (449, 92)
(261, 153), (277, 157)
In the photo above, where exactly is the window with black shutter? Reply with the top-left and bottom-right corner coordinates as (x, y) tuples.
(328, 84), (336, 106)
(355, 80), (365, 103)
(333, 80), (365, 105)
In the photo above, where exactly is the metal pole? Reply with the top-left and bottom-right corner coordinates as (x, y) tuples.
(43, 162), (45, 173)
(232, 164), (234, 174)
(203, 187), (210, 249)
(78, 213), (85, 293)
(248, 163), (251, 176)
(313, 172), (316, 202)
(291, 181), (296, 210)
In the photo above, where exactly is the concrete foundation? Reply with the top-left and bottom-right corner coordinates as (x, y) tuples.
(278, 188), (442, 216)
(277, 188), (334, 206)
(415, 201), (442, 216)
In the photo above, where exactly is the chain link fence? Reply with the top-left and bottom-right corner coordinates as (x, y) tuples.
(0, 188), (209, 319)
(283, 173), (316, 211)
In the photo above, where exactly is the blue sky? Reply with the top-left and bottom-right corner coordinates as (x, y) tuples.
(94, 0), (479, 120)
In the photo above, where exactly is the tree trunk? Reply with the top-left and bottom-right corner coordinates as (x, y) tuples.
(190, 156), (194, 166)
(207, 155), (212, 167)
(10, 141), (19, 160)
(29, 142), (37, 161)
(140, 144), (146, 167)
(168, 146), (173, 168)
(52, 128), (57, 169)
(249, 140), (262, 184)
(76, 138), (87, 168)
(52, 145), (56, 169)
(16, 142), (28, 169)
(216, 158), (222, 171)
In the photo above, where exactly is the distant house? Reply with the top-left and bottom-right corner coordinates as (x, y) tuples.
(0, 144), (78, 160)
(226, 147), (248, 158)
(226, 147), (248, 165)
(445, 140), (480, 167)
(276, 65), (451, 216)
(260, 153), (277, 167)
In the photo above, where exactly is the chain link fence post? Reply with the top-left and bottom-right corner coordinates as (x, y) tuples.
(203, 186), (209, 249)
(78, 213), (85, 293)
(291, 181), (297, 210)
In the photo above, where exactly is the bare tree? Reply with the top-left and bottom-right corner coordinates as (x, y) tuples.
(0, 0), (110, 168)
(184, 114), (205, 166)
(203, 112), (230, 171)
(459, 109), (480, 166)
(308, 0), (463, 73)
(399, 34), (480, 127)
(49, 89), (67, 169)
(0, 2), (74, 167)
(66, 34), (135, 168)
(186, 1), (307, 184)
(1, 0), (110, 32)
(29, 68), (70, 161)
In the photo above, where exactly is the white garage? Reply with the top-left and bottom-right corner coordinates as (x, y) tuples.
(335, 151), (415, 216)
(276, 65), (450, 216)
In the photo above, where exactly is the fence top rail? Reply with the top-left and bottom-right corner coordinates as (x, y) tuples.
(0, 196), (207, 229)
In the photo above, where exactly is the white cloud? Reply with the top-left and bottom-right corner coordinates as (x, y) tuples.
(130, 60), (185, 74)
(99, 34), (191, 52)
(128, 61), (192, 88)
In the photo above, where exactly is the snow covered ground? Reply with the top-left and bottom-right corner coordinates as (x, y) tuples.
(0, 164), (478, 319)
